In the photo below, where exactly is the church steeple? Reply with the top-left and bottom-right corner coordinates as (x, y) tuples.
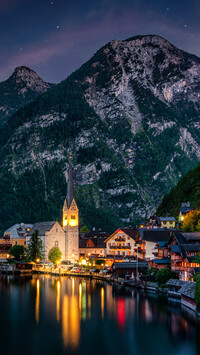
(63, 162), (79, 228)
(66, 162), (75, 208)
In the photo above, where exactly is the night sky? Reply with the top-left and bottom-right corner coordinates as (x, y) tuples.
(1, 0), (200, 83)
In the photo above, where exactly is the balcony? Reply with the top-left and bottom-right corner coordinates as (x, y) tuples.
(110, 245), (131, 250)
(115, 237), (125, 242)
(171, 266), (192, 272)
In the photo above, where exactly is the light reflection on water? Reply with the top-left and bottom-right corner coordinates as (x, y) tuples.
(0, 275), (198, 355)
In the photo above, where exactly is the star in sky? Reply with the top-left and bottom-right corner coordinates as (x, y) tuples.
(0, 0), (199, 83)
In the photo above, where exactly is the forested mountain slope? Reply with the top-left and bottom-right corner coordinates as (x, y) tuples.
(0, 35), (200, 232)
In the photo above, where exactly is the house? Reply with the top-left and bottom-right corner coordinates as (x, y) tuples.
(136, 229), (172, 260)
(158, 217), (176, 229)
(178, 202), (195, 222)
(27, 221), (66, 261)
(167, 232), (200, 281)
(112, 261), (148, 279)
(0, 236), (12, 259)
(4, 223), (33, 247)
(180, 282), (196, 313)
(148, 258), (171, 270)
(148, 241), (171, 270)
(105, 228), (138, 259)
(166, 279), (189, 298)
(79, 236), (107, 257)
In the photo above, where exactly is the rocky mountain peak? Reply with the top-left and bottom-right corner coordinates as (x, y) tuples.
(0, 66), (54, 126)
(1, 35), (200, 231)
(10, 66), (51, 93)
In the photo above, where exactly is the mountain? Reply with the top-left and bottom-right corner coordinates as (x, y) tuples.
(0, 66), (53, 126)
(0, 34), (200, 233)
(157, 162), (200, 217)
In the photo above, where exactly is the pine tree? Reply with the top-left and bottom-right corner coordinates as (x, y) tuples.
(27, 230), (44, 262)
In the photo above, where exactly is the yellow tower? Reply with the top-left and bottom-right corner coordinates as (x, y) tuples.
(63, 163), (79, 261)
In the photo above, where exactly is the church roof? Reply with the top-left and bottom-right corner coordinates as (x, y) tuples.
(66, 163), (75, 207)
(28, 221), (57, 236)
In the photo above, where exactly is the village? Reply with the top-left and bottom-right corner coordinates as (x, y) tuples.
(0, 164), (199, 318)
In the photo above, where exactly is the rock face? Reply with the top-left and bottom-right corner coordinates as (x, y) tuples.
(0, 66), (53, 125)
(0, 35), (200, 232)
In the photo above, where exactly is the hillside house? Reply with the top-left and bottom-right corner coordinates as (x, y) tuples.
(136, 229), (172, 260)
(4, 223), (33, 247)
(79, 236), (107, 257)
(167, 232), (200, 281)
(105, 228), (138, 259)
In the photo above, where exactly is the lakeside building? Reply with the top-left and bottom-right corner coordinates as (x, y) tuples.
(105, 228), (138, 258)
(167, 232), (200, 281)
(4, 223), (33, 247)
(136, 228), (172, 260)
(112, 261), (148, 278)
(79, 236), (107, 258)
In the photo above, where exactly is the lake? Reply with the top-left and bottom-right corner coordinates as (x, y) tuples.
(0, 275), (199, 355)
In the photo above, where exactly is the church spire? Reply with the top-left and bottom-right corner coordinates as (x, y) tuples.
(66, 162), (75, 208)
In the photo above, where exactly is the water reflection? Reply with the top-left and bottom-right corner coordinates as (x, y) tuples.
(35, 279), (40, 323)
(101, 287), (104, 319)
(56, 280), (60, 323)
(0, 275), (198, 355)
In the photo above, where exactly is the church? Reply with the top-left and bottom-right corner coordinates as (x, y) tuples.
(27, 163), (79, 262)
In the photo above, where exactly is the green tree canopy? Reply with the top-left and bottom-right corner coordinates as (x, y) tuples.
(155, 268), (177, 286)
(80, 225), (89, 233)
(48, 247), (62, 264)
(195, 276), (200, 312)
(27, 230), (44, 262)
(182, 210), (200, 232)
(95, 259), (105, 266)
(9, 245), (25, 261)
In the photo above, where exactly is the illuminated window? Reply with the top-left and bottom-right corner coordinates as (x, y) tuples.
(55, 241), (58, 246)
(71, 215), (76, 220)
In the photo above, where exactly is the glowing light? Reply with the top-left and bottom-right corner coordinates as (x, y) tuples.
(36, 258), (40, 263)
(181, 216), (184, 221)
(63, 219), (67, 227)
(69, 219), (77, 227)
(57, 260), (61, 265)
